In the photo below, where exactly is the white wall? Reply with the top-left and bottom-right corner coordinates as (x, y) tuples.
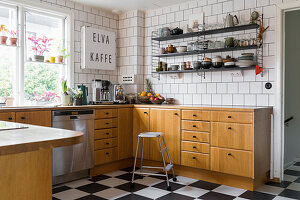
(143, 0), (277, 106)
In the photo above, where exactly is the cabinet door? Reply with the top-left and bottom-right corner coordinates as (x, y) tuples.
(150, 109), (181, 165)
(16, 111), (51, 127)
(0, 112), (15, 122)
(118, 108), (133, 160)
(133, 108), (150, 159)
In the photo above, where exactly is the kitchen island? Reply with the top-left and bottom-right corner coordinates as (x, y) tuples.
(0, 121), (83, 200)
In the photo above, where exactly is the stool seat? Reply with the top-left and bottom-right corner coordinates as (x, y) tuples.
(138, 132), (163, 138)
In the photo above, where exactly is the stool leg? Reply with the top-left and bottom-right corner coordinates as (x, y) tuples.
(131, 136), (140, 186)
(159, 136), (171, 191)
(162, 136), (177, 182)
(140, 138), (144, 172)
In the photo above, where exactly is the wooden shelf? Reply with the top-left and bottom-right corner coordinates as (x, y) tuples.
(26, 61), (66, 65)
(153, 45), (258, 58)
(152, 24), (259, 42)
(152, 66), (256, 74)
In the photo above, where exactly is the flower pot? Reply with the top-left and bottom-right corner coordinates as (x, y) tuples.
(0, 36), (8, 45)
(73, 98), (82, 106)
(61, 93), (70, 106)
(33, 55), (45, 62)
(57, 55), (63, 64)
(9, 37), (17, 46)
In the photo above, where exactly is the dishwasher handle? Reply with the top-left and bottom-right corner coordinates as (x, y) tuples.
(70, 115), (80, 120)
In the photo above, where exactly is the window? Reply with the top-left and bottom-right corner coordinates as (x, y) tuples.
(0, 4), (17, 103)
(0, 1), (71, 106)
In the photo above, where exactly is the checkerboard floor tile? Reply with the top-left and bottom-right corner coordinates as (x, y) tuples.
(52, 163), (300, 200)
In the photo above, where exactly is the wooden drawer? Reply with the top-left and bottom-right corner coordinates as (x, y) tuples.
(94, 147), (118, 165)
(95, 118), (118, 129)
(182, 131), (209, 143)
(181, 120), (210, 132)
(211, 147), (253, 178)
(94, 138), (118, 150)
(94, 128), (118, 140)
(211, 111), (253, 124)
(182, 110), (210, 121)
(181, 141), (210, 154)
(0, 112), (15, 122)
(95, 109), (117, 119)
(211, 122), (253, 151)
(181, 151), (210, 170)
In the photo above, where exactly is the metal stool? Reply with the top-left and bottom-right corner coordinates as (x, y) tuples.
(131, 132), (177, 191)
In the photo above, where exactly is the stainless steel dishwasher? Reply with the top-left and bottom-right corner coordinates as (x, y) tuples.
(52, 109), (94, 185)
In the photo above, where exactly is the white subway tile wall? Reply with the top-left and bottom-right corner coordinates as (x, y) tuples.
(41, 0), (119, 102)
(143, 0), (279, 106)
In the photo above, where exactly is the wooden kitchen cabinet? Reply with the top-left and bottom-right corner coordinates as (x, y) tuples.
(0, 112), (15, 122)
(133, 108), (150, 159)
(149, 109), (181, 165)
(118, 108), (133, 160)
(16, 111), (51, 127)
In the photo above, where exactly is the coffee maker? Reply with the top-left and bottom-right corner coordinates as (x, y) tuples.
(92, 79), (113, 104)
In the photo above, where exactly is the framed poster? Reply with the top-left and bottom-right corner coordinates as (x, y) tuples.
(81, 26), (116, 70)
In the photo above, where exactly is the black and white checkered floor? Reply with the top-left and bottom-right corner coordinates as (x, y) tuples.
(52, 162), (300, 200)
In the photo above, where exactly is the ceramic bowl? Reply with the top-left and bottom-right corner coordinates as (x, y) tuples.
(177, 46), (187, 53)
(212, 62), (223, 68)
(202, 61), (212, 69)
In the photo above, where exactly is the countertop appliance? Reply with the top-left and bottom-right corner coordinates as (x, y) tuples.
(113, 84), (126, 104)
(92, 79), (113, 104)
(52, 109), (94, 185)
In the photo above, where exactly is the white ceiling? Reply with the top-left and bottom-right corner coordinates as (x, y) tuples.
(72, 0), (194, 12)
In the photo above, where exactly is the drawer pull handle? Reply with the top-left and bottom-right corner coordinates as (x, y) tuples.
(228, 127), (232, 130)
(193, 125), (197, 127)
(8, 117), (12, 120)
(193, 114), (197, 117)
(228, 153), (232, 156)
(174, 113), (178, 116)
(193, 146), (196, 149)
(144, 112), (148, 114)
(105, 123), (110, 125)
(192, 157), (196, 159)
(228, 116), (232, 118)
(106, 132), (110, 135)
(193, 136), (196, 138)
(106, 152), (110, 155)
(106, 142), (110, 145)
(105, 112), (109, 115)
(21, 117), (26, 120)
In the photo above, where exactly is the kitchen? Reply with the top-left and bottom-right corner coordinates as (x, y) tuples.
(0, 0), (298, 199)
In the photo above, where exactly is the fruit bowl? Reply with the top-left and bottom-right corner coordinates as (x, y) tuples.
(150, 99), (165, 104)
(137, 96), (152, 104)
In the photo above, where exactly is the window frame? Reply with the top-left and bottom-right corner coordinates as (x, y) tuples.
(0, 0), (74, 105)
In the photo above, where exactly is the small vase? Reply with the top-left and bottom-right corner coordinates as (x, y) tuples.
(73, 98), (82, 106)
(0, 36), (8, 45)
(33, 55), (45, 62)
(57, 55), (63, 63)
(9, 37), (17, 46)
(61, 93), (70, 106)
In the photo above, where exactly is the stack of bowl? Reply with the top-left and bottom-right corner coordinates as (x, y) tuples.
(236, 53), (256, 68)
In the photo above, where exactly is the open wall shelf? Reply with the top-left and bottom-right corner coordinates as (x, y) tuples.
(152, 24), (259, 41)
(152, 66), (256, 74)
(153, 45), (258, 58)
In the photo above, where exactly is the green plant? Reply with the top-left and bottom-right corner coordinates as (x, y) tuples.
(145, 78), (152, 93)
(57, 45), (70, 59)
(72, 88), (83, 99)
(61, 80), (68, 94)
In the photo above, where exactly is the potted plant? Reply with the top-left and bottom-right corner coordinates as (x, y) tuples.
(72, 88), (83, 106)
(8, 30), (18, 46)
(28, 35), (53, 62)
(0, 24), (8, 45)
(57, 45), (70, 64)
(61, 80), (70, 106)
